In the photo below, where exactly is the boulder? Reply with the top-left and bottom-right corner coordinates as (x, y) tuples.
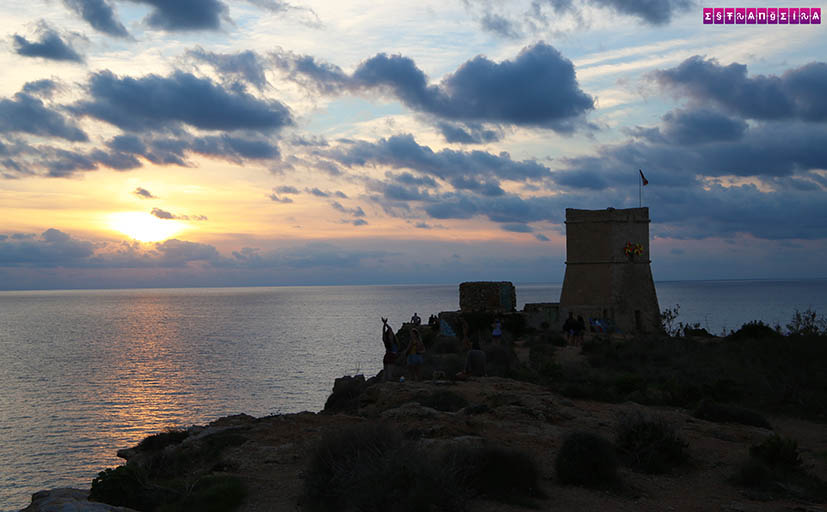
(20, 488), (138, 512)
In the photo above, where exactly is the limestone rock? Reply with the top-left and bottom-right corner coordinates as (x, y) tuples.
(20, 488), (138, 512)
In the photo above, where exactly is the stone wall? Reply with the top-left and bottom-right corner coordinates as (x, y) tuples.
(560, 207), (662, 334)
(459, 282), (516, 313)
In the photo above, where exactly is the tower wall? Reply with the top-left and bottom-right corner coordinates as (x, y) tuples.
(560, 207), (661, 333)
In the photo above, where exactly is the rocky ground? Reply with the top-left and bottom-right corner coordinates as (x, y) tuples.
(21, 344), (827, 512)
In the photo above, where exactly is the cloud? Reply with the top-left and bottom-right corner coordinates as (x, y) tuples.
(0, 228), (94, 266)
(324, 134), (550, 187)
(274, 42), (593, 132)
(350, 219), (368, 226)
(501, 223), (534, 233)
(331, 201), (365, 217)
(660, 108), (748, 145)
(73, 70), (293, 133)
(653, 56), (827, 122)
(589, 0), (694, 25)
(437, 122), (502, 144)
(22, 79), (61, 98)
(187, 47), (268, 90)
(12, 23), (84, 62)
(535, 233), (550, 241)
(480, 12), (521, 38)
(268, 193), (293, 203)
(150, 208), (207, 221)
(0, 92), (87, 142)
(63, 0), (128, 37)
(275, 185), (299, 194)
(133, 0), (228, 31)
(133, 187), (156, 199)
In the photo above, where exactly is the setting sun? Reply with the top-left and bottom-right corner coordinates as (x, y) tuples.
(108, 212), (185, 242)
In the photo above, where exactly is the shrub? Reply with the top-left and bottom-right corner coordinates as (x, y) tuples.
(733, 434), (827, 502)
(727, 321), (782, 340)
(555, 431), (618, 487)
(90, 465), (156, 511)
(137, 428), (189, 452)
(302, 423), (464, 512)
(693, 401), (771, 429)
(787, 308), (827, 337)
(749, 434), (801, 472)
(158, 475), (246, 512)
(444, 444), (544, 504)
(614, 411), (688, 474)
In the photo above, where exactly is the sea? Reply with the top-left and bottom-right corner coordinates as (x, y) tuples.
(1, 279), (826, 510)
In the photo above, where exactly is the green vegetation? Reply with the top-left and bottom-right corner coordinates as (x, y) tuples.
(614, 411), (688, 474)
(89, 428), (247, 511)
(555, 431), (618, 487)
(549, 312), (827, 419)
(302, 422), (543, 511)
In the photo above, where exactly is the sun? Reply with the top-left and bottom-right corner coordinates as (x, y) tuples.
(108, 212), (185, 242)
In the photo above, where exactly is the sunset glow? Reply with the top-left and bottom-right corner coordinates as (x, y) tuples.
(108, 212), (185, 243)
(0, 0), (825, 290)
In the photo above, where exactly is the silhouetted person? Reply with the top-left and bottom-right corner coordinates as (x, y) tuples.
(411, 312), (421, 326)
(563, 312), (578, 345)
(381, 317), (399, 381)
(464, 339), (487, 377)
(406, 328), (425, 381)
(575, 315), (586, 346)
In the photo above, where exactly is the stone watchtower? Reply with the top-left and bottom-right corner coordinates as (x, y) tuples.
(559, 207), (661, 334)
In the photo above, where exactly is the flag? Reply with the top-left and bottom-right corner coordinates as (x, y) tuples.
(639, 169), (648, 186)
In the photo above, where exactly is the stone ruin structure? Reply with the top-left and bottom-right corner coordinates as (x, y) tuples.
(559, 207), (661, 334)
(448, 207), (661, 335)
(459, 281), (516, 313)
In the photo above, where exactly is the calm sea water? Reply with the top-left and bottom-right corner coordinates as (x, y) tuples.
(1, 280), (826, 510)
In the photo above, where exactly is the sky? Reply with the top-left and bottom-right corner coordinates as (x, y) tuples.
(0, 0), (825, 290)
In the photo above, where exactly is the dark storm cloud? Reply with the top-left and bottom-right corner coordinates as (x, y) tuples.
(0, 93), (87, 142)
(73, 70), (292, 133)
(22, 79), (61, 98)
(437, 122), (502, 144)
(63, 0), (128, 37)
(560, 122), (827, 189)
(12, 24), (84, 62)
(660, 108), (748, 145)
(187, 47), (268, 90)
(324, 134), (550, 185)
(133, 0), (228, 31)
(654, 57), (827, 122)
(589, 0), (694, 25)
(133, 187), (156, 199)
(0, 228), (94, 266)
(274, 42), (593, 131)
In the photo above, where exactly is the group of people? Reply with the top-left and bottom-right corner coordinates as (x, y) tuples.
(382, 317), (426, 381)
(562, 312), (587, 346)
(381, 313), (487, 382)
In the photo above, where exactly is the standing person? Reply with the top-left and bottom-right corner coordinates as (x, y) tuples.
(464, 339), (487, 377)
(575, 315), (586, 346)
(461, 315), (472, 351)
(381, 317), (399, 381)
(406, 328), (425, 381)
(491, 317), (503, 345)
(562, 312), (578, 345)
